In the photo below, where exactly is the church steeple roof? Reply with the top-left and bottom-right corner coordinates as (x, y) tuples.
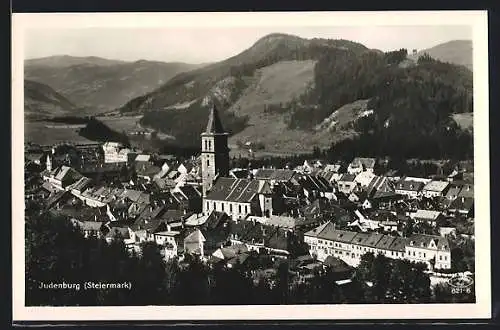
(205, 103), (226, 134)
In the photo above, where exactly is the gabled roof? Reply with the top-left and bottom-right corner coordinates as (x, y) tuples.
(304, 221), (332, 237)
(205, 178), (261, 203)
(254, 169), (295, 181)
(388, 237), (407, 252)
(448, 196), (474, 212)
(184, 229), (206, 243)
(349, 157), (376, 169)
(395, 179), (425, 192)
(458, 184), (474, 198)
(407, 234), (450, 251)
(413, 209), (442, 220)
(339, 174), (356, 182)
(423, 180), (449, 192)
(204, 104), (226, 134)
(135, 154), (151, 162)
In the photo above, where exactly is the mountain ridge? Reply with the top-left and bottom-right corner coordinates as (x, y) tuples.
(25, 57), (205, 113)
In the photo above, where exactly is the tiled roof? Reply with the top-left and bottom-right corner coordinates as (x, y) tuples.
(449, 197), (474, 212)
(395, 179), (424, 192)
(375, 235), (397, 250)
(423, 180), (449, 192)
(317, 224), (357, 244)
(413, 209), (442, 220)
(254, 169), (295, 181)
(458, 184), (474, 198)
(339, 174), (356, 182)
(388, 237), (408, 252)
(205, 178), (261, 203)
(184, 229), (206, 244)
(407, 234), (450, 251)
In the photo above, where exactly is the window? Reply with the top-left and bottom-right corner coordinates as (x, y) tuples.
(245, 205), (249, 214)
(204, 140), (208, 150)
(238, 205), (241, 213)
(439, 255), (442, 260)
(207, 159), (210, 167)
(208, 140), (212, 150)
(206, 201), (209, 210)
(423, 253), (426, 258)
(213, 202), (216, 209)
(221, 203), (225, 211)
(444, 256), (447, 260)
(413, 251), (416, 256)
(229, 204), (233, 213)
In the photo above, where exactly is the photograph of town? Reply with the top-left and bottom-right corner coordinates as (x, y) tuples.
(17, 12), (486, 315)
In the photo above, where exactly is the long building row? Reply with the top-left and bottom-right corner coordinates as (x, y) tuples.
(304, 221), (451, 270)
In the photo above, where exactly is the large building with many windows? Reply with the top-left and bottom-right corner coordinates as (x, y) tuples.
(304, 221), (451, 270)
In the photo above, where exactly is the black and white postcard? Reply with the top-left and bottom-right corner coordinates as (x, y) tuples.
(12, 11), (491, 321)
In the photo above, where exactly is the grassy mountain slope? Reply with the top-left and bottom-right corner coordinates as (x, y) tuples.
(25, 58), (204, 114)
(409, 40), (472, 71)
(118, 34), (473, 158)
(24, 79), (78, 119)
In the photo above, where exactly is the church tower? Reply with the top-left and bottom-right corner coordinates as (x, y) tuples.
(201, 103), (230, 196)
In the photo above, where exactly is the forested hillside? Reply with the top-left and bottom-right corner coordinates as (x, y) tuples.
(117, 34), (473, 159)
(24, 80), (78, 119)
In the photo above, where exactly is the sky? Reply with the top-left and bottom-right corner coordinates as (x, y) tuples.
(24, 25), (472, 64)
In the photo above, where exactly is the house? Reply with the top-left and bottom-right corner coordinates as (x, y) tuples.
(405, 234), (451, 269)
(448, 197), (474, 217)
(183, 229), (206, 257)
(445, 183), (463, 201)
(42, 165), (83, 191)
(136, 162), (162, 183)
(71, 219), (105, 238)
(412, 209), (444, 227)
(212, 244), (250, 268)
(347, 209), (380, 232)
(354, 171), (376, 188)
(67, 176), (93, 197)
(395, 178), (426, 198)
(104, 225), (136, 251)
(153, 226), (181, 260)
(102, 142), (134, 164)
(297, 174), (335, 201)
(254, 168), (296, 186)
(203, 177), (273, 220)
(172, 185), (202, 213)
(347, 157), (376, 175)
(337, 174), (358, 195)
(458, 183), (474, 198)
(422, 180), (450, 198)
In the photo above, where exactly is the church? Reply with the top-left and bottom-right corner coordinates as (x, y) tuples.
(201, 104), (273, 221)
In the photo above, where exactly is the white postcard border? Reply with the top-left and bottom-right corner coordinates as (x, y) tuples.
(12, 10), (490, 321)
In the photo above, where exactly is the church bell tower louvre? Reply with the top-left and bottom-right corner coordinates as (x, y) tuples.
(201, 102), (230, 197)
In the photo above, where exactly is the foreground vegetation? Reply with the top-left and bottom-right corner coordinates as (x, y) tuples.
(26, 213), (473, 306)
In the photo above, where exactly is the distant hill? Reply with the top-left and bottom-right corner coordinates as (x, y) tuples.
(24, 79), (78, 119)
(25, 55), (127, 68)
(116, 34), (473, 159)
(24, 56), (204, 114)
(409, 40), (472, 71)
